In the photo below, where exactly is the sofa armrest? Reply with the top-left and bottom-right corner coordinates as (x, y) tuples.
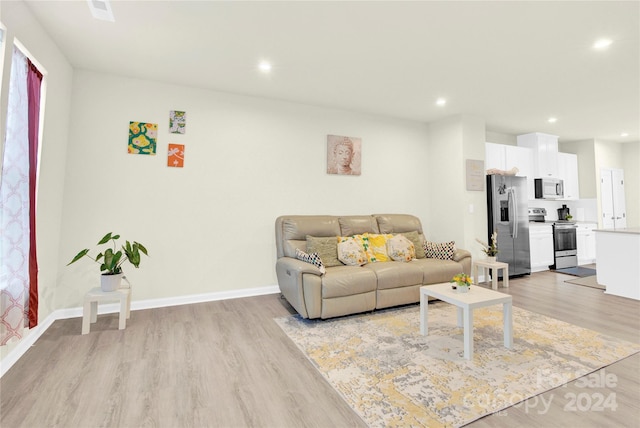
(277, 257), (324, 276)
(453, 248), (471, 262)
(276, 257), (324, 319)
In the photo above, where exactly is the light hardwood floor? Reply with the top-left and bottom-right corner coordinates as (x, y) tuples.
(1, 269), (639, 427)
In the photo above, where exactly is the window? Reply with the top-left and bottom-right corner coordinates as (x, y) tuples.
(0, 42), (44, 345)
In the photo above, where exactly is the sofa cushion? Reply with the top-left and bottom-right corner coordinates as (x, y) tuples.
(386, 234), (415, 262)
(306, 235), (342, 267)
(363, 262), (424, 290)
(424, 240), (456, 260)
(400, 231), (425, 259)
(337, 238), (367, 266)
(338, 216), (379, 236)
(295, 248), (326, 274)
(413, 258), (463, 284)
(321, 266), (377, 298)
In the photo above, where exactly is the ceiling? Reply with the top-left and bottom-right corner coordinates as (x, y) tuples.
(20, 0), (640, 143)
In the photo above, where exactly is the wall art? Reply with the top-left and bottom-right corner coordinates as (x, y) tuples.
(169, 110), (186, 134)
(167, 143), (185, 168)
(327, 135), (361, 176)
(128, 121), (157, 155)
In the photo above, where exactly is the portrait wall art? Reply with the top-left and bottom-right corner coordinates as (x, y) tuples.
(327, 135), (361, 176)
(128, 121), (158, 155)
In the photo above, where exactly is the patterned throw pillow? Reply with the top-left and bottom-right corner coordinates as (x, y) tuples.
(423, 241), (456, 260)
(341, 233), (393, 263)
(401, 231), (426, 259)
(306, 235), (342, 267)
(386, 234), (416, 262)
(337, 238), (367, 266)
(295, 248), (326, 274)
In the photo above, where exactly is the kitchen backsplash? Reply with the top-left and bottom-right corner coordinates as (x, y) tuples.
(528, 198), (598, 222)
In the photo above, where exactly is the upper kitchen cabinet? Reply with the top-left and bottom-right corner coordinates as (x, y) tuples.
(557, 152), (579, 200)
(485, 143), (534, 199)
(517, 132), (559, 178)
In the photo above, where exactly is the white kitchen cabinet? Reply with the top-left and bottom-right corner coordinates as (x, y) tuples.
(485, 142), (506, 171)
(577, 223), (597, 265)
(485, 143), (534, 200)
(505, 145), (534, 200)
(517, 132), (559, 178)
(529, 224), (554, 272)
(557, 152), (579, 200)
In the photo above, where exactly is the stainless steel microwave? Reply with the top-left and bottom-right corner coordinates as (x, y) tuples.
(534, 178), (564, 199)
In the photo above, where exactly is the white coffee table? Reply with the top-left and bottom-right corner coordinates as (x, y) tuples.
(420, 283), (513, 360)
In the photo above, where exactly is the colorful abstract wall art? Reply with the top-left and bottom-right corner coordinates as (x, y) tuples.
(169, 110), (186, 134)
(167, 143), (185, 168)
(128, 121), (158, 155)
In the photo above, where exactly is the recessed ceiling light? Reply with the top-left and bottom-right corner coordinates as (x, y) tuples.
(593, 38), (612, 50)
(436, 98), (446, 106)
(547, 117), (557, 123)
(86, 0), (114, 22)
(258, 61), (272, 73)
(621, 132), (629, 137)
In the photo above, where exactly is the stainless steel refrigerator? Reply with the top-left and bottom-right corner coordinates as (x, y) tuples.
(486, 175), (531, 277)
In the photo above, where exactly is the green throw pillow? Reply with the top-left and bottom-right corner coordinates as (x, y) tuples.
(401, 231), (425, 259)
(306, 235), (342, 267)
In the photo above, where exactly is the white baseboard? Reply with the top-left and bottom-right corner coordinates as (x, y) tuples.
(1, 285), (280, 378)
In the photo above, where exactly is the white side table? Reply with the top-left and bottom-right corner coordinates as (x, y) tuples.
(473, 260), (509, 290)
(82, 287), (131, 334)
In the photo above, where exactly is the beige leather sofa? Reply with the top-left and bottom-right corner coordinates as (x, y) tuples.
(275, 214), (471, 319)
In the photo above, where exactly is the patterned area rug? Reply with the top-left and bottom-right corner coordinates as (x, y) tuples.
(275, 303), (640, 427)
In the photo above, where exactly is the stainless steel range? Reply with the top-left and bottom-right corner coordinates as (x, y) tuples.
(551, 221), (578, 269)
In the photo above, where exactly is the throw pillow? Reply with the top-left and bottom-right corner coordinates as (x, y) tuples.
(295, 248), (326, 274)
(362, 233), (393, 262)
(424, 241), (456, 260)
(386, 234), (416, 262)
(305, 235), (342, 267)
(401, 231), (426, 259)
(337, 238), (367, 266)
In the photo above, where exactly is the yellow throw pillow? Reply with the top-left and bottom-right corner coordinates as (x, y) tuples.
(362, 233), (393, 262)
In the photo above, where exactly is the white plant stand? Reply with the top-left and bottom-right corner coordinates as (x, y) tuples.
(82, 287), (131, 334)
(473, 259), (509, 290)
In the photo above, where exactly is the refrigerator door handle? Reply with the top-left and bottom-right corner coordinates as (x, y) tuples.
(508, 188), (517, 238)
(512, 188), (518, 238)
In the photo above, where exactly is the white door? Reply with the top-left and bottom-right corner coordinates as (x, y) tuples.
(600, 168), (626, 229)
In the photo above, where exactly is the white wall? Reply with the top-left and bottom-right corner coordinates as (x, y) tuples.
(57, 70), (432, 307)
(621, 142), (640, 228)
(0, 1), (73, 358)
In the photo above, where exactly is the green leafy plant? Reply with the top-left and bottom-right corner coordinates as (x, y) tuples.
(67, 232), (148, 275)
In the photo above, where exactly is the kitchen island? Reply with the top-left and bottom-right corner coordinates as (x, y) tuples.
(595, 228), (640, 300)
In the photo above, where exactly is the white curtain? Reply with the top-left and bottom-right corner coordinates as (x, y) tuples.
(0, 47), (30, 345)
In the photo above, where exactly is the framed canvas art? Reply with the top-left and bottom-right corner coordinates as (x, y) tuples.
(128, 121), (157, 155)
(169, 110), (186, 134)
(167, 143), (185, 168)
(327, 135), (361, 176)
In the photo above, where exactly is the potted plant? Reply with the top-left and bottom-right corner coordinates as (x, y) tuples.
(67, 232), (148, 291)
(476, 231), (499, 262)
(450, 273), (472, 293)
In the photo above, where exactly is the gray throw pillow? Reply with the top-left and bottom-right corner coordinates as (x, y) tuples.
(306, 235), (342, 267)
(401, 231), (426, 259)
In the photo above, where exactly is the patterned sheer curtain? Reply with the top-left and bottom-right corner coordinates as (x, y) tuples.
(0, 46), (42, 344)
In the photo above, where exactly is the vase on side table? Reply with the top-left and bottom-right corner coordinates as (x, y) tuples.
(486, 256), (496, 263)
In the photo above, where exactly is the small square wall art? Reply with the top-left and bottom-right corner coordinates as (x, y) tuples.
(169, 110), (186, 134)
(167, 143), (185, 168)
(128, 121), (157, 155)
(327, 135), (361, 175)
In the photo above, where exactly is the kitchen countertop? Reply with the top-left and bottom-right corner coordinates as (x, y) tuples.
(595, 227), (640, 235)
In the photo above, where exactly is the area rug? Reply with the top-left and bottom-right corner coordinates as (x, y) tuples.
(275, 304), (639, 428)
(555, 266), (597, 277)
(565, 275), (605, 290)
